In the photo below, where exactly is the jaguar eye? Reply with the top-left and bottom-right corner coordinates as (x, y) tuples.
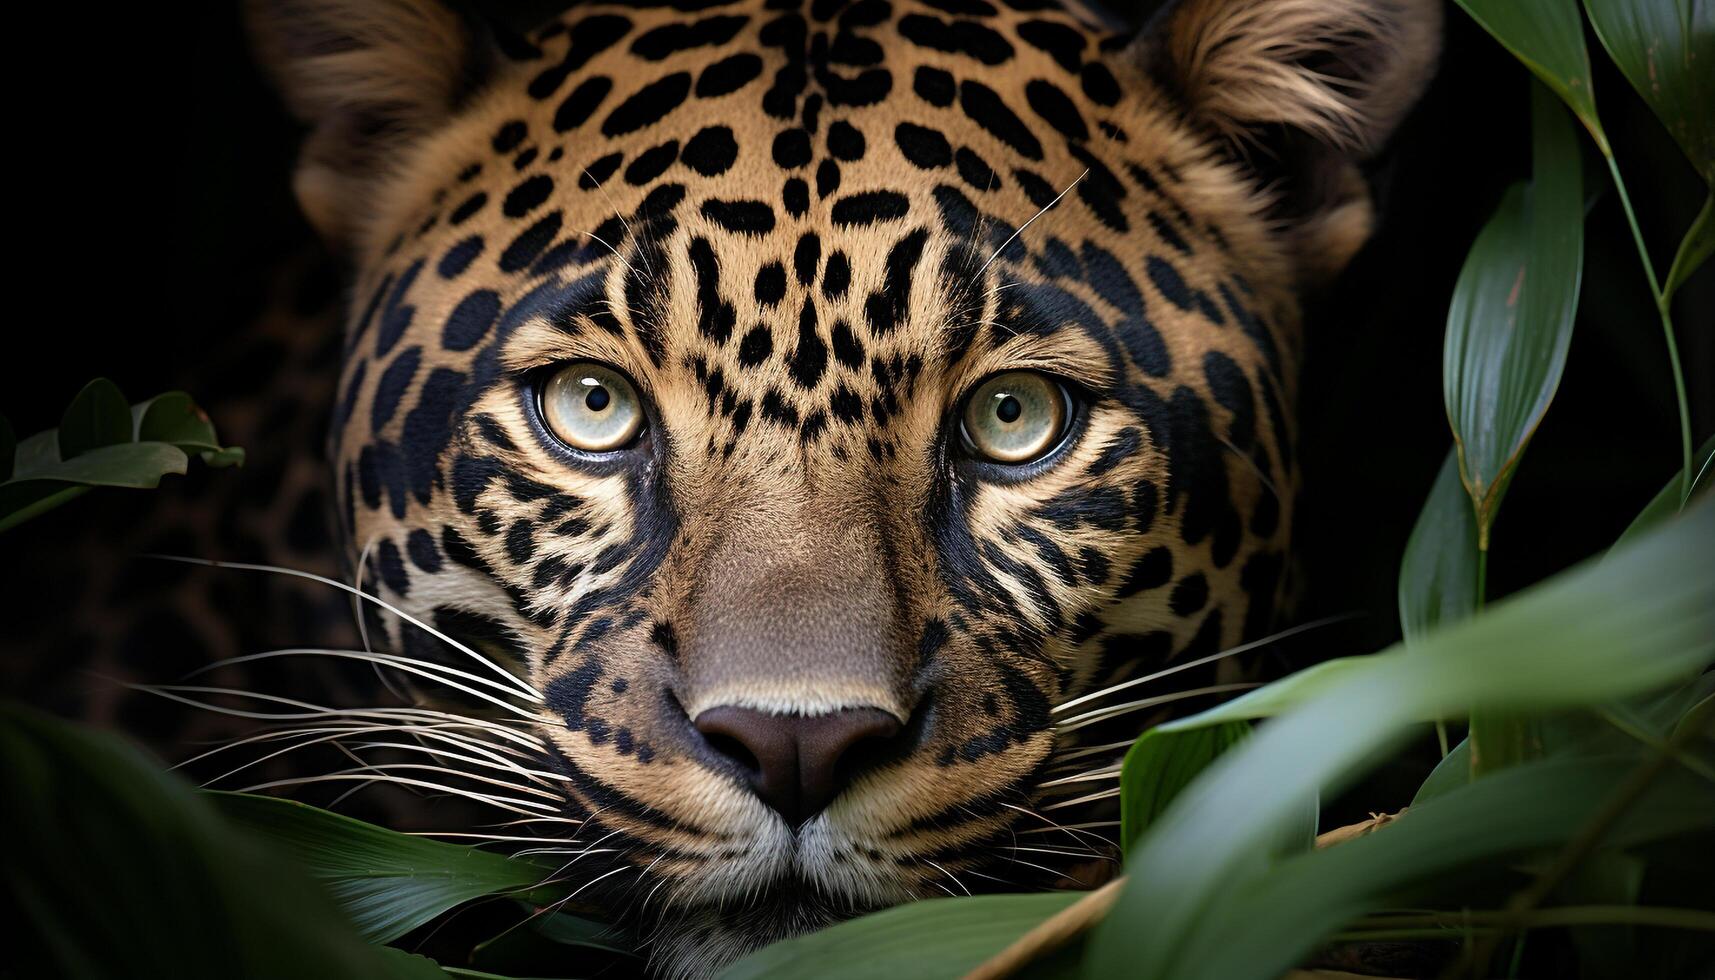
(541, 362), (644, 452)
(960, 371), (1071, 464)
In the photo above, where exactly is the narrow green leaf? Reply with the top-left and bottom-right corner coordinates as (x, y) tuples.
(1085, 499), (1715, 980)
(1411, 736), (1472, 805)
(1398, 449), (1480, 642)
(1158, 758), (1715, 980)
(212, 792), (559, 944)
(0, 414), (13, 482)
(1455, 0), (1607, 150)
(1664, 193), (1715, 301)
(1612, 432), (1715, 552)
(721, 892), (1082, 980)
(1444, 84), (1586, 547)
(2, 705), (419, 979)
(1582, 0), (1715, 182)
(1119, 722), (1250, 854)
(57, 377), (132, 460)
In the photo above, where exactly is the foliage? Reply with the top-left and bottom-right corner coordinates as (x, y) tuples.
(0, 378), (242, 533)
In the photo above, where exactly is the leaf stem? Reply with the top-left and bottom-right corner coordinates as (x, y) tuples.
(1603, 152), (1694, 504)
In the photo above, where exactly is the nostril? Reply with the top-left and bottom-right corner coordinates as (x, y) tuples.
(701, 731), (760, 774)
(692, 706), (903, 827)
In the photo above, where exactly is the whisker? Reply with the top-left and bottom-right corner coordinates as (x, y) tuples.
(236, 772), (559, 815)
(1036, 765), (1122, 789)
(1016, 821), (1120, 835)
(1052, 613), (1357, 715)
(1055, 682), (1259, 734)
(923, 859), (972, 897)
(185, 647), (541, 710)
(1039, 787), (1120, 812)
(977, 169), (1088, 279)
(353, 533), (411, 703)
(145, 556), (538, 701)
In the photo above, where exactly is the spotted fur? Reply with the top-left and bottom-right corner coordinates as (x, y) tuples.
(248, 0), (1439, 974)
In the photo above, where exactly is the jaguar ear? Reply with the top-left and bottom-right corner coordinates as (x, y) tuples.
(1137, 0), (1441, 283)
(248, 0), (494, 249)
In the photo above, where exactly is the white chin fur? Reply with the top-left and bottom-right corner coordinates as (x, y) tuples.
(647, 813), (922, 979)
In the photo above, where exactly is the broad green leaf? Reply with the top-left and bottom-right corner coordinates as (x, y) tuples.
(1398, 449), (1480, 641)
(1119, 722), (1250, 854)
(470, 909), (637, 975)
(0, 443), (189, 533)
(0, 387), (241, 531)
(56, 377), (132, 460)
(1583, 0), (1715, 182)
(1444, 83), (1586, 549)
(721, 892), (1082, 980)
(2, 705), (420, 979)
(375, 946), (472, 980)
(135, 391), (246, 468)
(213, 792), (559, 944)
(1612, 432), (1715, 552)
(1158, 757), (1715, 980)
(1084, 498), (1715, 980)
(1664, 193), (1715, 300)
(6, 441), (189, 488)
(1455, 0), (1607, 150)
(135, 391), (224, 452)
(0, 414), (13, 482)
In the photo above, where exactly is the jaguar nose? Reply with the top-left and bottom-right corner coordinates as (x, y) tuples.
(693, 706), (903, 827)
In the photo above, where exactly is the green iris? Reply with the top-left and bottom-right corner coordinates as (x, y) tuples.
(961, 371), (1068, 464)
(542, 362), (643, 452)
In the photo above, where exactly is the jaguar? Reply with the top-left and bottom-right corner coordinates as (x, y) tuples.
(236, 0), (1440, 973)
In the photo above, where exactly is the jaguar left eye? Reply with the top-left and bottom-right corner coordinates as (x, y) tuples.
(540, 361), (645, 453)
(959, 371), (1071, 464)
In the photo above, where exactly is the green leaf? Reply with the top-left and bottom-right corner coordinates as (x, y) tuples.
(2, 705), (421, 980)
(1084, 498), (1715, 980)
(212, 792), (559, 944)
(1443, 83), (1586, 549)
(721, 892), (1083, 980)
(1582, 0), (1715, 183)
(1664, 193), (1715, 300)
(0, 443), (189, 533)
(1411, 736), (1472, 805)
(1455, 0), (1608, 150)
(57, 377), (132, 460)
(135, 391), (224, 452)
(1119, 722), (1250, 855)
(7, 441), (189, 488)
(1, 387), (242, 531)
(1153, 757), (1715, 980)
(1612, 432), (1715, 552)
(1398, 449), (1481, 642)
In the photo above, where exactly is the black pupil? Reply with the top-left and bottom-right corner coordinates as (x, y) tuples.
(995, 394), (1022, 424)
(585, 385), (611, 412)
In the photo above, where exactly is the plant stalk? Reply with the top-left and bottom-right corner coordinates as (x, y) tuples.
(1603, 152), (1694, 505)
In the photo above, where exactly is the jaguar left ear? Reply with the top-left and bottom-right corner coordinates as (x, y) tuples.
(247, 0), (498, 251)
(1135, 0), (1442, 283)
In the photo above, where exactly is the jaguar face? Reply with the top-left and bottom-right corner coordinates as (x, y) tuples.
(252, 0), (1437, 972)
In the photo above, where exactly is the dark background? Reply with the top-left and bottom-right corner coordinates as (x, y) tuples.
(4, 0), (1711, 721)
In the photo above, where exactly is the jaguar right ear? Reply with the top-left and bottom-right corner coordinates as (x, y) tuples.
(1134, 0), (1442, 284)
(247, 0), (501, 251)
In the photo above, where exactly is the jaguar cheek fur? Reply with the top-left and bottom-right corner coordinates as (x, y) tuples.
(248, 0), (1439, 974)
